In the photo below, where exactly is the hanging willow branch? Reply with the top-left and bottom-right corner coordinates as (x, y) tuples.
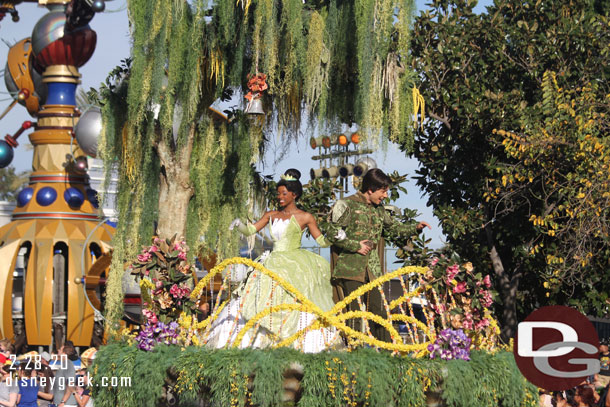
(98, 0), (417, 328)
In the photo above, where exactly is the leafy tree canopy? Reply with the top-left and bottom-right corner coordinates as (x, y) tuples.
(407, 0), (609, 339)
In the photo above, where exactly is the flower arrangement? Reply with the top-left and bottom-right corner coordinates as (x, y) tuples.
(130, 235), (198, 325)
(418, 255), (496, 341)
(427, 328), (471, 360)
(244, 72), (267, 101)
(134, 321), (180, 351)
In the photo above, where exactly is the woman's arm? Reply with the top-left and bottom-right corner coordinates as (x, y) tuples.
(38, 390), (53, 400)
(0, 392), (17, 407)
(305, 213), (322, 240)
(251, 211), (275, 233)
(230, 211), (275, 235)
(74, 390), (90, 407)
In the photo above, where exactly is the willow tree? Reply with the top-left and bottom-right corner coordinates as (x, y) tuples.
(99, 0), (418, 325)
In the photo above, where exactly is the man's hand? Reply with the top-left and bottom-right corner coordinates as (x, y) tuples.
(357, 240), (373, 255)
(416, 221), (432, 232)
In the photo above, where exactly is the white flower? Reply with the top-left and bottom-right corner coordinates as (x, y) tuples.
(335, 229), (347, 241)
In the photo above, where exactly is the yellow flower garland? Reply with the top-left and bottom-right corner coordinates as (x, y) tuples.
(187, 257), (498, 352)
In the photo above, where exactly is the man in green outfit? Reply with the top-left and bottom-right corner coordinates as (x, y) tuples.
(326, 168), (430, 342)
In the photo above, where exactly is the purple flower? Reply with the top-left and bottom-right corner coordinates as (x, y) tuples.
(429, 329), (471, 361)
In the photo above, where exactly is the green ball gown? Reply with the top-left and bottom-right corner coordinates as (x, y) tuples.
(206, 216), (342, 352)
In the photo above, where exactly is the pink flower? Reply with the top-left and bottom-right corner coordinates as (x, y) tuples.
(475, 319), (490, 330)
(155, 280), (163, 289)
(482, 275), (491, 288)
(453, 282), (467, 293)
(479, 289), (493, 307)
(149, 245), (158, 253)
(142, 309), (158, 325)
(445, 264), (460, 282)
(169, 284), (180, 298)
(430, 258), (439, 267)
(462, 319), (473, 330)
(178, 252), (187, 261)
(137, 253), (152, 262)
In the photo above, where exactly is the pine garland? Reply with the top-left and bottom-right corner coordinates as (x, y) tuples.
(91, 344), (538, 407)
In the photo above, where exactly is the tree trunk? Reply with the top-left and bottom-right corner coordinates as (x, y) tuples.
(485, 224), (520, 342)
(155, 125), (196, 239)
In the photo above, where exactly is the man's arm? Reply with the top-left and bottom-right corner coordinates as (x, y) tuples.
(325, 201), (361, 252)
(382, 209), (431, 238)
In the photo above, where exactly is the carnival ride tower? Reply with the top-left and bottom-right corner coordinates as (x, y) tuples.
(0, 0), (113, 348)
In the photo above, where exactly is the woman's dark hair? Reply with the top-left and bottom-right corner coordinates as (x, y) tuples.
(575, 385), (596, 406)
(19, 363), (34, 377)
(277, 169), (303, 200)
(360, 168), (392, 193)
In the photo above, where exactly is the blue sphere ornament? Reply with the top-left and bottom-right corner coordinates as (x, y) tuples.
(64, 187), (85, 208)
(17, 187), (34, 207)
(92, 0), (105, 12)
(36, 187), (57, 206)
(86, 188), (99, 208)
(0, 140), (14, 168)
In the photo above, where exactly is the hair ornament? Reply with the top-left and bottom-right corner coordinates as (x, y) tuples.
(280, 174), (297, 181)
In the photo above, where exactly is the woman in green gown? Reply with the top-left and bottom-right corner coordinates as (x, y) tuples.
(206, 169), (341, 352)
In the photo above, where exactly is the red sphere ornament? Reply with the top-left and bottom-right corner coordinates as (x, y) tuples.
(35, 27), (97, 68)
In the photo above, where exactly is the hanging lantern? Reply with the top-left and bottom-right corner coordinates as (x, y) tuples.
(338, 134), (349, 146)
(351, 132), (360, 144)
(244, 73), (267, 116)
(244, 97), (264, 115)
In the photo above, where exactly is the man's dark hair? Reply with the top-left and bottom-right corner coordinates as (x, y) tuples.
(63, 340), (78, 361)
(360, 168), (392, 193)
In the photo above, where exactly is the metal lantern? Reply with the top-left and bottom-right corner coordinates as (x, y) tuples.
(244, 98), (264, 115)
(74, 106), (102, 158)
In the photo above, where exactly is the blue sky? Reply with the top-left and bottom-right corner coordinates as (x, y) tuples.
(1, 0), (494, 250)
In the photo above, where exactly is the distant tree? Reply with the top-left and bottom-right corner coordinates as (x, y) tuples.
(494, 73), (610, 316)
(0, 167), (28, 201)
(407, 0), (609, 339)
